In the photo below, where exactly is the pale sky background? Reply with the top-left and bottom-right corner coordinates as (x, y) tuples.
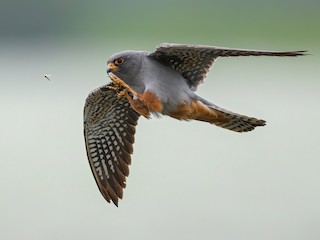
(1, 0), (319, 240)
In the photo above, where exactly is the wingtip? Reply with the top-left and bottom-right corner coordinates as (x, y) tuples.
(299, 50), (310, 56)
(276, 50), (308, 57)
(291, 50), (309, 56)
(105, 198), (119, 207)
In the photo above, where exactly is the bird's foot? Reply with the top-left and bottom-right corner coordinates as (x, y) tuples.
(108, 73), (138, 97)
(107, 85), (122, 92)
(117, 88), (129, 98)
(108, 73), (151, 118)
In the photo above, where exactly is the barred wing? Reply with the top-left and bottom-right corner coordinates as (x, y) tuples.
(149, 43), (306, 90)
(84, 83), (140, 206)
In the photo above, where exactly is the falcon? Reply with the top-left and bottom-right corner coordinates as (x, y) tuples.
(84, 43), (306, 206)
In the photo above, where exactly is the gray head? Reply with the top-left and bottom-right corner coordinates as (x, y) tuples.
(106, 50), (148, 85)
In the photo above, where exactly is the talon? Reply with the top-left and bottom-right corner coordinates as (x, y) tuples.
(108, 72), (138, 96)
(107, 85), (121, 91)
(108, 73), (149, 117)
(117, 89), (127, 98)
(108, 73), (124, 87)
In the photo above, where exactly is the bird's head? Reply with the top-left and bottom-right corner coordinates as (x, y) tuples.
(107, 50), (146, 85)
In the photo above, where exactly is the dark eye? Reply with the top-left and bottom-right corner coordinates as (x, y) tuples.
(114, 58), (124, 65)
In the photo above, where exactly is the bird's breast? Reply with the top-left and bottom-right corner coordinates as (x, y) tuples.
(140, 59), (193, 114)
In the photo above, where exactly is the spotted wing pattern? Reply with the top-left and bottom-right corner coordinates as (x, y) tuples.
(149, 43), (306, 90)
(84, 83), (140, 206)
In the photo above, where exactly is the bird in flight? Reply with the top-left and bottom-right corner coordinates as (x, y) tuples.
(83, 43), (306, 206)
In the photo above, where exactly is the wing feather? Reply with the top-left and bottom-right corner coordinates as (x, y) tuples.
(84, 83), (140, 206)
(149, 43), (306, 90)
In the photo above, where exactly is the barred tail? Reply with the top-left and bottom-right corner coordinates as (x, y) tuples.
(208, 104), (266, 132)
(168, 98), (266, 132)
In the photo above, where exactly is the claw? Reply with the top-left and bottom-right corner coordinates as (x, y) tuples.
(108, 73), (138, 97)
(107, 85), (121, 91)
(117, 89), (128, 98)
(108, 73), (150, 118)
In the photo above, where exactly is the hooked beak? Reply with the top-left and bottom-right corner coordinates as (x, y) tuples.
(107, 63), (118, 73)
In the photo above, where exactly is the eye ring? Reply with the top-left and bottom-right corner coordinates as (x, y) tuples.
(114, 58), (124, 65)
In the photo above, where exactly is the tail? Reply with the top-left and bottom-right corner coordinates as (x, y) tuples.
(209, 105), (266, 132)
(195, 99), (266, 132)
(168, 99), (266, 132)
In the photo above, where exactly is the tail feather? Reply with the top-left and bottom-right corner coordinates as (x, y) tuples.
(168, 98), (266, 132)
(213, 110), (266, 132)
(208, 104), (266, 132)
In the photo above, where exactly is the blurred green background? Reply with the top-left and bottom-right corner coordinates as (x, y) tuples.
(1, 0), (319, 240)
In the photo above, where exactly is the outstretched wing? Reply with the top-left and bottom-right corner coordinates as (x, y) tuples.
(84, 83), (140, 206)
(149, 43), (306, 90)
